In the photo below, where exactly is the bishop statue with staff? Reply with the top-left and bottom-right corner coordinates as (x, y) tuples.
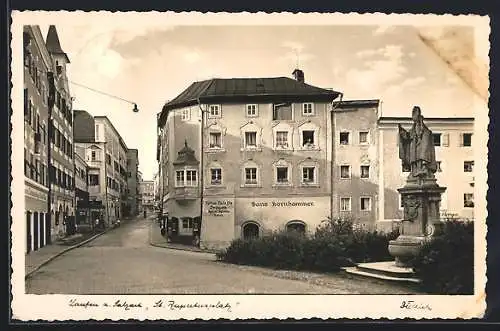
(398, 106), (438, 181)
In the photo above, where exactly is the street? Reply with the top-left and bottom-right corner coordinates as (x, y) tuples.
(26, 217), (418, 294)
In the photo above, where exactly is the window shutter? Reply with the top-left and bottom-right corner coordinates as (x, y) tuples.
(459, 133), (464, 147)
(442, 133), (449, 147)
(24, 89), (28, 117)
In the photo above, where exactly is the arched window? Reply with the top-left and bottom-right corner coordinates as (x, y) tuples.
(286, 220), (306, 235)
(242, 222), (260, 240)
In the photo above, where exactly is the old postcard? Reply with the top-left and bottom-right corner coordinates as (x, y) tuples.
(10, 11), (489, 320)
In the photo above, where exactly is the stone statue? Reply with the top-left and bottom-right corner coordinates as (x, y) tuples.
(398, 106), (437, 180)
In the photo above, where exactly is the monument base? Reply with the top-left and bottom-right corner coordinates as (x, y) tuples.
(388, 235), (426, 267)
(343, 261), (421, 284)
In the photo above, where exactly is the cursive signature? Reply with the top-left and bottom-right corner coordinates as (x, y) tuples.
(400, 300), (432, 311)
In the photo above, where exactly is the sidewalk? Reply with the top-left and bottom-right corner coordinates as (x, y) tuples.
(149, 221), (218, 254)
(25, 216), (137, 279)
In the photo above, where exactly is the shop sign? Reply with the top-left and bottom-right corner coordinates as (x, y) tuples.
(251, 201), (315, 207)
(205, 200), (233, 217)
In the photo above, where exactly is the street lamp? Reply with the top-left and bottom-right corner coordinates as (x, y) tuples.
(70, 80), (140, 113)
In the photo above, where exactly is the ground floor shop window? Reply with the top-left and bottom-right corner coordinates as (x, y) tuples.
(242, 222), (260, 240)
(179, 217), (194, 235)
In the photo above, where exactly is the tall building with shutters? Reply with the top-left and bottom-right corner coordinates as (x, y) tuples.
(157, 70), (342, 250)
(46, 25), (75, 242)
(23, 25), (51, 253)
(23, 24), (75, 253)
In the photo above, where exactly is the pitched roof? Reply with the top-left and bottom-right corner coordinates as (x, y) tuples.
(159, 77), (341, 126)
(45, 25), (70, 63)
(165, 77), (340, 110)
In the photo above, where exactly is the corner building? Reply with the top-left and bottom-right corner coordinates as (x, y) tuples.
(23, 25), (51, 253)
(158, 70), (341, 249)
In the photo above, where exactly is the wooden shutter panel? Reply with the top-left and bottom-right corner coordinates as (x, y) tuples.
(459, 133), (464, 147)
(442, 133), (449, 147)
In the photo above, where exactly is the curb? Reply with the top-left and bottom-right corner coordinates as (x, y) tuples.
(148, 223), (217, 255)
(25, 227), (114, 280)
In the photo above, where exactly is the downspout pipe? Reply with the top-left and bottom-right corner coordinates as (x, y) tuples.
(196, 98), (204, 247)
(47, 72), (55, 244)
(330, 92), (344, 221)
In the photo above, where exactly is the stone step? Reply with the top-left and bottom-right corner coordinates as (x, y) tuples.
(356, 264), (415, 279)
(343, 262), (421, 284)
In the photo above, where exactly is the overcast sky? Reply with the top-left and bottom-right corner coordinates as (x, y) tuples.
(38, 23), (476, 180)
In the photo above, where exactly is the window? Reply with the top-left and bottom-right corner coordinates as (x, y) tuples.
(464, 193), (474, 208)
(41, 124), (46, 144)
(24, 89), (28, 120)
(436, 161), (442, 172)
(462, 133), (472, 147)
(245, 131), (257, 147)
(276, 167), (289, 183)
(273, 103), (292, 121)
(360, 197), (372, 211)
(302, 103), (314, 115)
(186, 170), (197, 186)
(360, 165), (370, 179)
(464, 161), (474, 172)
(433, 133), (441, 146)
(302, 130), (315, 147)
(209, 132), (222, 148)
(246, 104), (258, 117)
(245, 167), (257, 184)
(181, 108), (190, 121)
(242, 222), (260, 239)
(91, 151), (97, 161)
(359, 131), (369, 144)
(209, 105), (221, 118)
(175, 169), (197, 187)
(29, 154), (35, 180)
(286, 221), (306, 235)
(175, 170), (184, 187)
(340, 132), (349, 145)
(340, 197), (351, 212)
(210, 168), (222, 185)
(182, 218), (194, 229)
(340, 165), (350, 179)
(276, 131), (288, 148)
(302, 166), (315, 183)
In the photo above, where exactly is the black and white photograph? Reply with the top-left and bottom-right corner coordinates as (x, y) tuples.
(11, 12), (489, 320)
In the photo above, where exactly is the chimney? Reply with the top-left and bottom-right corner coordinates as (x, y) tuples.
(292, 68), (305, 83)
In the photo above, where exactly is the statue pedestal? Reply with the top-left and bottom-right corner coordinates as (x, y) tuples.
(388, 182), (446, 267)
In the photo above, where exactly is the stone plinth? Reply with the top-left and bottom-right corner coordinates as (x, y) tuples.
(388, 182), (446, 267)
(343, 261), (421, 284)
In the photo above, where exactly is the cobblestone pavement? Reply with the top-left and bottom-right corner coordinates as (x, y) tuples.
(26, 218), (419, 294)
